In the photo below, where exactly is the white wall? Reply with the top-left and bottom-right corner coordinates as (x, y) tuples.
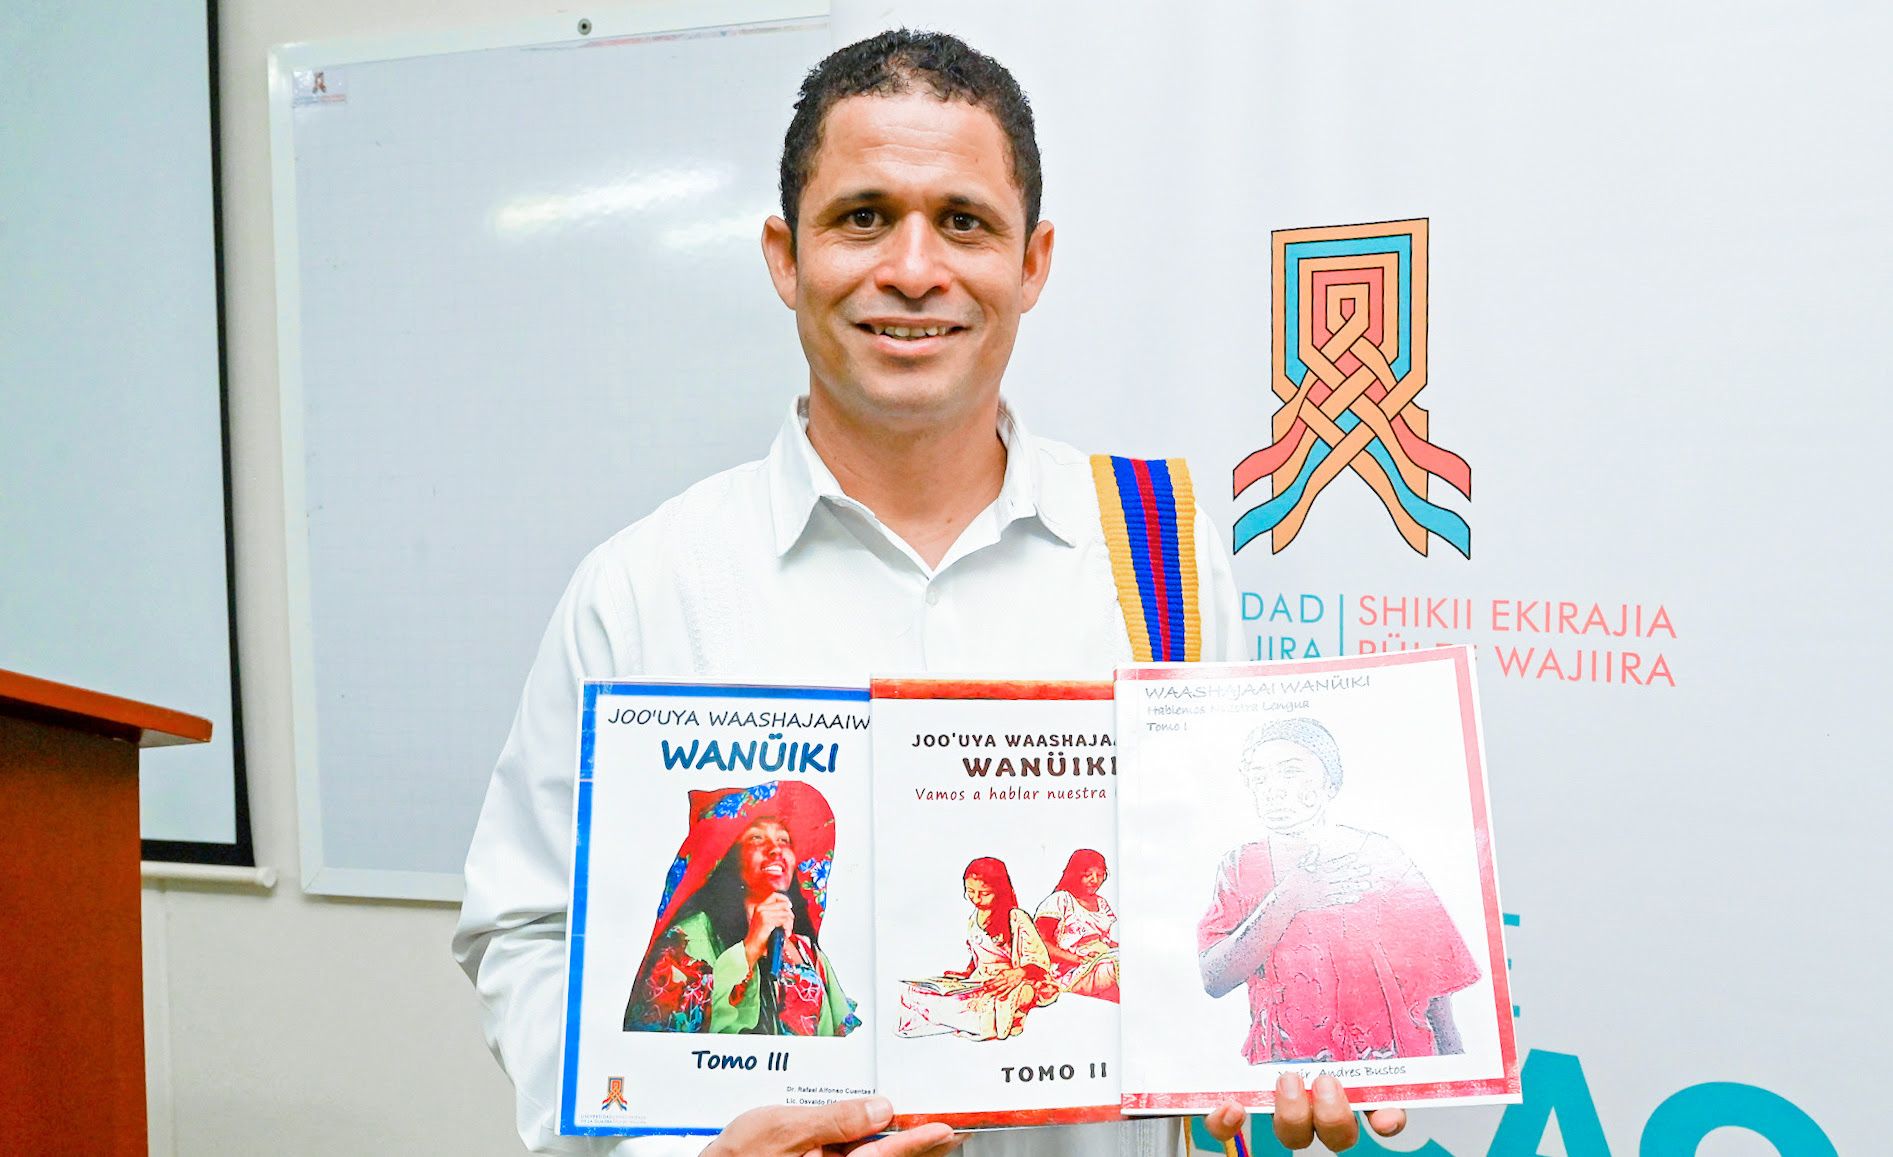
(139, 0), (573, 1152)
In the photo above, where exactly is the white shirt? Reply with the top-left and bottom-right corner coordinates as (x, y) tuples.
(453, 398), (1245, 1157)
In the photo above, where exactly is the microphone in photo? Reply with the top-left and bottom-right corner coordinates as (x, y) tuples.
(756, 894), (788, 1034)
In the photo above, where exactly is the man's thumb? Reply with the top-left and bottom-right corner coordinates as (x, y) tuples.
(793, 1096), (894, 1149)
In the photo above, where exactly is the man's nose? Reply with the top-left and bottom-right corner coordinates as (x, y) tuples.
(874, 211), (951, 302)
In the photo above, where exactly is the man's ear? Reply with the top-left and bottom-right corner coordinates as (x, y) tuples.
(1019, 219), (1055, 313)
(762, 215), (799, 310)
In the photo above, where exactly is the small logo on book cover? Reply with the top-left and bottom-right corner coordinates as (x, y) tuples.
(601, 1076), (629, 1109)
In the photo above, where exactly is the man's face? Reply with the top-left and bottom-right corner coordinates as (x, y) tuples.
(1241, 740), (1338, 835)
(763, 93), (1053, 429)
(738, 818), (796, 897)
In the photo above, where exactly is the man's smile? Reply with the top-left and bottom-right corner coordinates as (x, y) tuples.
(855, 319), (968, 340)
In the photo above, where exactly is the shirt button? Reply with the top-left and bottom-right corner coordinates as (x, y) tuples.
(925, 587), (940, 606)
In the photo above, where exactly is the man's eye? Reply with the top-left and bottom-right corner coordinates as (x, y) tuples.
(947, 212), (980, 232)
(847, 208), (877, 228)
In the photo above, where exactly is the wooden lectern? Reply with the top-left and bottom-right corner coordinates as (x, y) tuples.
(0, 668), (211, 1156)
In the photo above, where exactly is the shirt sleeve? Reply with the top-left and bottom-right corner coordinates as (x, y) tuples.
(451, 545), (697, 1156)
(1192, 501), (1248, 663)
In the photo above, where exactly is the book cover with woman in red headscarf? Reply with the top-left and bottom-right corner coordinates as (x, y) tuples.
(623, 779), (859, 1036)
(561, 682), (875, 1136)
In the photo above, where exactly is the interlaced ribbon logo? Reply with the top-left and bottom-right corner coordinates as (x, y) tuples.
(601, 1076), (629, 1109)
(1233, 219), (1471, 557)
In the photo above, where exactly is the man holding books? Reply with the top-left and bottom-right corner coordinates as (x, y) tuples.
(454, 28), (1402, 1157)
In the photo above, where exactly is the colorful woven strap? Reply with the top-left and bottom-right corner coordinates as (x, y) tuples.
(1186, 1114), (1254, 1157)
(1090, 455), (1201, 663)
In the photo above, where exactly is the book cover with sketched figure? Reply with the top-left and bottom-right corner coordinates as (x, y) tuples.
(870, 678), (1124, 1129)
(560, 682), (877, 1137)
(1114, 648), (1520, 1113)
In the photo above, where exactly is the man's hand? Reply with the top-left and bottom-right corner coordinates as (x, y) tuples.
(743, 892), (797, 969)
(1199, 1077), (1408, 1152)
(1270, 1074), (1407, 1151)
(701, 1097), (961, 1157)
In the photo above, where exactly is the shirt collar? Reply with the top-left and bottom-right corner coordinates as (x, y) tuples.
(765, 395), (1083, 558)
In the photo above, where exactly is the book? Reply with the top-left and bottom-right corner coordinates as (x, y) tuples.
(869, 678), (1124, 1129)
(558, 658), (1517, 1136)
(1113, 647), (1520, 1112)
(560, 682), (878, 1137)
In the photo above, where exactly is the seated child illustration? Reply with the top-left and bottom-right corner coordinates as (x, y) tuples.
(623, 781), (858, 1036)
(894, 857), (1062, 1041)
(1033, 848), (1120, 1002)
(1197, 718), (1479, 1063)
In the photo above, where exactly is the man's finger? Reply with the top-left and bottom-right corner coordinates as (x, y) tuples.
(1310, 1076), (1359, 1152)
(846, 1122), (959, 1157)
(1201, 1101), (1248, 1143)
(913, 1134), (967, 1157)
(1271, 1073), (1313, 1149)
(1366, 1108), (1408, 1137)
(780, 1096), (896, 1150)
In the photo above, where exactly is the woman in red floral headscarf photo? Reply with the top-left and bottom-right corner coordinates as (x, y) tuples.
(623, 780), (858, 1036)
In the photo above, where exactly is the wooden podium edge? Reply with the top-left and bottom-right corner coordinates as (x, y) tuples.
(0, 668), (212, 748)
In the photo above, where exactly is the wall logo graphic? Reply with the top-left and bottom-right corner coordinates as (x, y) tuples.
(601, 1076), (629, 1109)
(1233, 219), (1471, 557)
(290, 69), (348, 107)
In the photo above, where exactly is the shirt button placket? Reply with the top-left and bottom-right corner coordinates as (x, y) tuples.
(920, 580), (944, 667)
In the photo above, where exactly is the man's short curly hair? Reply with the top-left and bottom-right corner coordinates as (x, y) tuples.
(778, 29), (1042, 243)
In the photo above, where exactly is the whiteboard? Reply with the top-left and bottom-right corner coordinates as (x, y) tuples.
(1, 0), (248, 862)
(270, 0), (830, 899)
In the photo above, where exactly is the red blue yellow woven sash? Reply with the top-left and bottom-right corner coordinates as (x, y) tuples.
(1090, 455), (1201, 663)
